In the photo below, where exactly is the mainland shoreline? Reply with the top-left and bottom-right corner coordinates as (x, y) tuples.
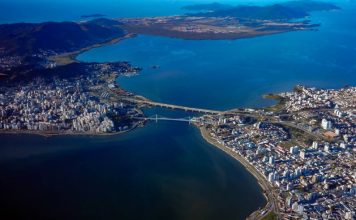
(49, 33), (137, 65)
(0, 121), (144, 138)
(197, 125), (278, 220)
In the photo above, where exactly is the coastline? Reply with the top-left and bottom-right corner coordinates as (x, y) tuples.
(49, 33), (137, 65)
(0, 121), (143, 138)
(197, 125), (279, 220)
(120, 24), (301, 41)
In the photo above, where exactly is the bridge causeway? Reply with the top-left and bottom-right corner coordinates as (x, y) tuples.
(131, 114), (217, 125)
(123, 97), (222, 114)
(132, 115), (198, 123)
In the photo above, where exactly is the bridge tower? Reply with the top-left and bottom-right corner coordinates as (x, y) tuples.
(155, 114), (158, 123)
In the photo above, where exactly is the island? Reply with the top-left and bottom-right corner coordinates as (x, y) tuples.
(117, 1), (338, 40)
(117, 16), (318, 41)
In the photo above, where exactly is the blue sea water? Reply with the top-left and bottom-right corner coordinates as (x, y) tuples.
(0, 109), (266, 220)
(1, 0), (356, 219)
(78, 1), (356, 110)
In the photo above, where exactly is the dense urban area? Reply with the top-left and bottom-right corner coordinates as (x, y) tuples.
(198, 86), (355, 219)
(1, 57), (355, 219)
(0, 62), (143, 135)
(0, 61), (355, 219)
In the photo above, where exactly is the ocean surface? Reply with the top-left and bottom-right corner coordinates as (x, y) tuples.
(78, 1), (356, 110)
(0, 108), (266, 220)
(1, 0), (356, 219)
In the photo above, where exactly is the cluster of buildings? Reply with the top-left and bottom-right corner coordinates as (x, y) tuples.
(169, 17), (244, 34)
(0, 48), (56, 72)
(200, 86), (355, 219)
(0, 63), (143, 134)
(280, 85), (355, 112)
(0, 55), (22, 71)
(277, 86), (355, 148)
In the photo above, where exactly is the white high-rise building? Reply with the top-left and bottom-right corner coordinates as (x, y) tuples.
(269, 156), (275, 165)
(290, 146), (300, 155)
(324, 144), (331, 153)
(312, 141), (318, 149)
(300, 150), (306, 159)
(321, 118), (332, 130)
(292, 202), (299, 211)
(286, 196), (293, 207)
(268, 172), (277, 182)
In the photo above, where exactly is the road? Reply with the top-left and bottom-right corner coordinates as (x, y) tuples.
(122, 97), (222, 114)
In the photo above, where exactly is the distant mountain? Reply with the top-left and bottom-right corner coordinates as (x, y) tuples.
(195, 4), (308, 20)
(0, 18), (125, 57)
(81, 14), (106, 18)
(282, 1), (340, 12)
(187, 0), (339, 20)
(182, 2), (233, 11)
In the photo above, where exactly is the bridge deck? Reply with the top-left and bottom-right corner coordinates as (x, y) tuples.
(124, 98), (222, 114)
